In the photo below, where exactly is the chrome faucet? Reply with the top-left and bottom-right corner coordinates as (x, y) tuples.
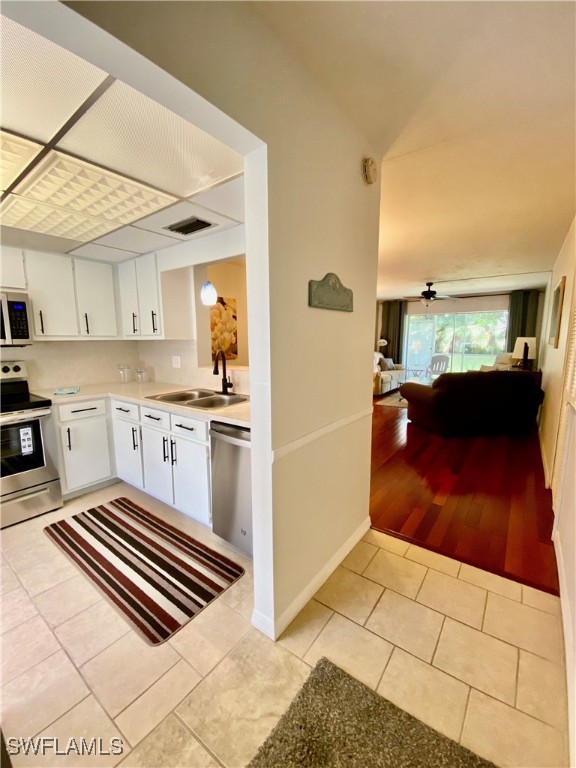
(213, 350), (233, 394)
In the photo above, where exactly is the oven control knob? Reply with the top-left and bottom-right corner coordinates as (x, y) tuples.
(2, 365), (10, 373)
(13, 365), (21, 373)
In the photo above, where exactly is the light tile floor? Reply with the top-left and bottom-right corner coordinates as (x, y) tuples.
(0, 482), (569, 768)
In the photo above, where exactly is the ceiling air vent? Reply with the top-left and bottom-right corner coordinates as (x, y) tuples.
(164, 215), (212, 236)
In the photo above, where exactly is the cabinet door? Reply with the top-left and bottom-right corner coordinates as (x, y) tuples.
(1, 246), (26, 289)
(117, 260), (140, 336)
(172, 436), (211, 525)
(25, 251), (78, 337)
(141, 426), (173, 504)
(112, 418), (143, 488)
(74, 259), (118, 337)
(60, 418), (111, 491)
(136, 253), (161, 336)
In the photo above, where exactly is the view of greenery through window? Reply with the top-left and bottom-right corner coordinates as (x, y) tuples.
(404, 311), (509, 376)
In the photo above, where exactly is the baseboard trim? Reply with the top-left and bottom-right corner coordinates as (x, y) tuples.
(271, 515), (372, 639)
(552, 530), (575, 767)
(538, 426), (552, 489)
(250, 609), (276, 640)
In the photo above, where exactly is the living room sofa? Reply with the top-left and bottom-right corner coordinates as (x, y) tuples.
(399, 370), (544, 437)
(373, 353), (405, 395)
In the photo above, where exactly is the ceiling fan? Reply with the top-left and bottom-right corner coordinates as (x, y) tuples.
(405, 282), (458, 305)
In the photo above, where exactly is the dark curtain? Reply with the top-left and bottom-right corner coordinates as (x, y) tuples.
(380, 300), (406, 363)
(506, 290), (539, 351)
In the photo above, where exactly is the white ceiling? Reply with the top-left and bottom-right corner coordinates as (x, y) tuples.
(253, 1), (575, 299)
(0, 15), (244, 261)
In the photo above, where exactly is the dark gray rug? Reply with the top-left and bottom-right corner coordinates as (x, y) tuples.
(248, 658), (497, 768)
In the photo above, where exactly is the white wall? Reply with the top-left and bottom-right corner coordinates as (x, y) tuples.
(540, 220), (575, 480)
(68, 0), (381, 634)
(539, 218), (576, 765)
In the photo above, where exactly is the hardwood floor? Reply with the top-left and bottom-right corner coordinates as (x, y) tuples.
(370, 400), (559, 595)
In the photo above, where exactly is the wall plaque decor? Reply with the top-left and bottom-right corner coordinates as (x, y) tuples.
(308, 273), (353, 312)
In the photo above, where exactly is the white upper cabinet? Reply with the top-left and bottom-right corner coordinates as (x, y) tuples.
(118, 252), (161, 338)
(136, 253), (162, 336)
(117, 259), (140, 336)
(74, 259), (118, 337)
(0, 246), (27, 289)
(24, 250), (118, 339)
(25, 250), (78, 337)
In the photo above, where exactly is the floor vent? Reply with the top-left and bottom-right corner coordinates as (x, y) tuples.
(164, 216), (212, 235)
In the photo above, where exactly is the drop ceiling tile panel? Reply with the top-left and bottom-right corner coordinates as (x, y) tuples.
(0, 225), (83, 255)
(0, 131), (43, 190)
(0, 195), (119, 242)
(93, 226), (180, 254)
(0, 16), (108, 144)
(58, 81), (244, 198)
(68, 243), (139, 263)
(132, 200), (238, 241)
(14, 151), (178, 225)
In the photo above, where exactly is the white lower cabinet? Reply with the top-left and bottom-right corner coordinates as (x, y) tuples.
(142, 425), (173, 505)
(110, 400), (212, 525)
(111, 400), (143, 487)
(172, 435), (211, 525)
(58, 400), (112, 493)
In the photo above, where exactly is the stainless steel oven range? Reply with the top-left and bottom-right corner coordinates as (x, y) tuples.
(0, 361), (62, 528)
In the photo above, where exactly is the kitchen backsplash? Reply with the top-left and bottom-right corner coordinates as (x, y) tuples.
(0, 339), (249, 393)
(137, 340), (250, 394)
(0, 341), (140, 389)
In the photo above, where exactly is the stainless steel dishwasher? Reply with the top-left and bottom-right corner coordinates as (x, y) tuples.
(210, 422), (252, 557)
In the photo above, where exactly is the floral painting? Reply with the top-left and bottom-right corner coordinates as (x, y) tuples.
(210, 297), (238, 360)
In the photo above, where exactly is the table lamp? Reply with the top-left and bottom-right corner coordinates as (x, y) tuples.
(512, 337), (537, 370)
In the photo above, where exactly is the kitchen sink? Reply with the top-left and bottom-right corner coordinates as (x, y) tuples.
(146, 390), (248, 409)
(146, 389), (215, 403)
(189, 394), (248, 409)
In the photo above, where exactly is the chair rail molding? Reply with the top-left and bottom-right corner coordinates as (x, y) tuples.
(272, 407), (373, 462)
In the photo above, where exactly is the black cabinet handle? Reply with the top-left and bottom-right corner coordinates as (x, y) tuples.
(170, 439), (177, 465)
(84, 312), (90, 334)
(132, 312), (138, 334)
(66, 427), (72, 451)
(151, 310), (157, 333)
(115, 407), (130, 413)
(144, 414), (161, 421)
(71, 407), (98, 413)
(175, 423), (195, 432)
(39, 310), (45, 334)
(162, 436), (169, 462)
(132, 427), (138, 450)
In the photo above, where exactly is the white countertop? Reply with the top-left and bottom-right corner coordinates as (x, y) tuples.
(38, 381), (251, 427)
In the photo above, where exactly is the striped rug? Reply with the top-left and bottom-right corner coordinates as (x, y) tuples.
(44, 497), (244, 645)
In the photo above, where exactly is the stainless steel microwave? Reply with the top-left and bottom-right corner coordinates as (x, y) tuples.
(1, 292), (32, 346)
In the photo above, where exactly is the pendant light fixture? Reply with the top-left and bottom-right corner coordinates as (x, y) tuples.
(200, 281), (218, 306)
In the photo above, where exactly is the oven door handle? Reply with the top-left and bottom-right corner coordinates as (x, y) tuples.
(0, 408), (52, 425)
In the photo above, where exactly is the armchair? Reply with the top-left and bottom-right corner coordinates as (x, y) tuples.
(399, 370), (544, 436)
(425, 354), (450, 380)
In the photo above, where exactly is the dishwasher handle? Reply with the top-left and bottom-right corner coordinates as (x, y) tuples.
(210, 422), (251, 448)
